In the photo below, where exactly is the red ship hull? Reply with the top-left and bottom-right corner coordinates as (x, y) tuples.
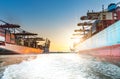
(78, 44), (120, 65)
(78, 44), (120, 57)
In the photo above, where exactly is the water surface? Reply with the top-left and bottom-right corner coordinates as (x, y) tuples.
(0, 53), (120, 79)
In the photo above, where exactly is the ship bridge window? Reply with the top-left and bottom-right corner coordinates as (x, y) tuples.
(114, 13), (117, 19)
(114, 16), (117, 19)
(114, 13), (117, 16)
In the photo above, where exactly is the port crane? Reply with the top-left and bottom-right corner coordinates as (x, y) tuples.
(0, 20), (37, 35)
(0, 20), (20, 29)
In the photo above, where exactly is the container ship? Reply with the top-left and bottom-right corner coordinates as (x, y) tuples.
(0, 20), (50, 54)
(72, 2), (120, 57)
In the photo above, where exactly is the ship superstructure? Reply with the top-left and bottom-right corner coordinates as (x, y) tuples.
(72, 2), (120, 56)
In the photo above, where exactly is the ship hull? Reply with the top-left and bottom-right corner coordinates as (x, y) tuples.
(0, 43), (43, 55)
(78, 44), (120, 57)
(78, 44), (120, 65)
(76, 21), (120, 57)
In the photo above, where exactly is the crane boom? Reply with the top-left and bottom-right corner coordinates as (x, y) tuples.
(116, 2), (120, 5)
(0, 20), (9, 24)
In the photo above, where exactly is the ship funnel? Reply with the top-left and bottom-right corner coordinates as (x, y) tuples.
(108, 3), (117, 12)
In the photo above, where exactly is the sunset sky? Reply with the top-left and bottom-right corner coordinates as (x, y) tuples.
(0, 0), (118, 52)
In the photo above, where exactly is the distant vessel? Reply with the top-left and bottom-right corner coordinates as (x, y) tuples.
(0, 20), (50, 54)
(72, 2), (120, 57)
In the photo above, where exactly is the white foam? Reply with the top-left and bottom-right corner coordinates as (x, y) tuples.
(1, 53), (120, 79)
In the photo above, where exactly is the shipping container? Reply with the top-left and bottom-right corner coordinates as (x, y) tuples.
(0, 28), (5, 42)
(5, 30), (11, 43)
(10, 33), (15, 44)
(116, 7), (120, 20)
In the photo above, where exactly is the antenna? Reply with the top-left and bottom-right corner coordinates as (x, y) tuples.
(102, 5), (104, 12)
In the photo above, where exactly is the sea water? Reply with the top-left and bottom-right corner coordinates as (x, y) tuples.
(0, 53), (120, 79)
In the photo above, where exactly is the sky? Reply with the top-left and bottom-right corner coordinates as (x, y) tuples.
(0, 0), (118, 52)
